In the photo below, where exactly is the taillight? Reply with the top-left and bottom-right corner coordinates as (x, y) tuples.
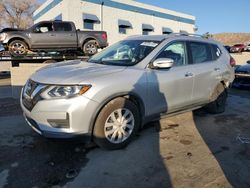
(101, 33), (107, 40)
(230, 56), (236, 67)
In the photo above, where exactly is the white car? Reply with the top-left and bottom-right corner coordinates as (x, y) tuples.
(246, 44), (250, 51)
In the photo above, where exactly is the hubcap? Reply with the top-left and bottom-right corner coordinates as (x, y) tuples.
(86, 44), (97, 54)
(11, 43), (26, 54)
(104, 108), (135, 144)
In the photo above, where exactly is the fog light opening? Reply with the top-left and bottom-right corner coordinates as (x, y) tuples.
(47, 113), (70, 128)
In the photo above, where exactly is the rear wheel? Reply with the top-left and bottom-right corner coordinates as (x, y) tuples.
(82, 40), (98, 56)
(9, 40), (28, 56)
(205, 83), (227, 114)
(42, 59), (57, 64)
(93, 97), (140, 150)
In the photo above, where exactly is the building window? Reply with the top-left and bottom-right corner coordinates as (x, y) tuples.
(83, 13), (100, 30)
(180, 30), (188, 34)
(142, 24), (154, 35)
(84, 20), (94, 30)
(118, 20), (132, 35)
(162, 27), (173, 35)
(142, 30), (150, 35)
(119, 26), (127, 34)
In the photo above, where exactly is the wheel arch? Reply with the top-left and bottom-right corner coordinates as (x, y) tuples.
(81, 37), (99, 49)
(210, 80), (228, 102)
(89, 92), (146, 139)
(8, 37), (30, 49)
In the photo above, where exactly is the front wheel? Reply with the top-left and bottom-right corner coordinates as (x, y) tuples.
(9, 40), (28, 56)
(93, 98), (140, 150)
(205, 84), (228, 114)
(82, 40), (98, 56)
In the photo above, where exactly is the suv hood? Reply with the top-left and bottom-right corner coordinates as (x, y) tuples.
(30, 60), (126, 85)
(0, 28), (24, 33)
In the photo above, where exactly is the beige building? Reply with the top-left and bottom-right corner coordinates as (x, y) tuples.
(34, 0), (196, 44)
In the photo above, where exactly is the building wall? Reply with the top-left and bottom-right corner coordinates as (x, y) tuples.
(33, 0), (196, 44)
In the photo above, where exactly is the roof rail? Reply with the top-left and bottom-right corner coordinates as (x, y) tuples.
(168, 32), (211, 39)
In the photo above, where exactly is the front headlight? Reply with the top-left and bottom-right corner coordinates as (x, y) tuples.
(0, 33), (7, 41)
(40, 85), (91, 99)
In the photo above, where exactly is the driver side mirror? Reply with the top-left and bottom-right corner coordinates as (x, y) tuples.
(33, 27), (40, 33)
(151, 58), (174, 69)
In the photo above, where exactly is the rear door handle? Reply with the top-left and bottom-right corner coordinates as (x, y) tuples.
(50, 34), (55, 36)
(214, 68), (220, 71)
(185, 72), (193, 77)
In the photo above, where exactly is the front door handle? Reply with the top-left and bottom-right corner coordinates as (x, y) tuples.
(214, 67), (220, 71)
(185, 72), (193, 77)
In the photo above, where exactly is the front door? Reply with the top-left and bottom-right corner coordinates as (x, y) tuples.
(29, 22), (56, 49)
(147, 41), (194, 115)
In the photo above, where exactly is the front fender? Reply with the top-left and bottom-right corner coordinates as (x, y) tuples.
(4, 33), (31, 47)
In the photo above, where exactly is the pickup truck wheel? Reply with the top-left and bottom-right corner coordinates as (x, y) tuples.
(83, 40), (98, 56)
(93, 97), (140, 150)
(9, 40), (28, 56)
(205, 84), (227, 114)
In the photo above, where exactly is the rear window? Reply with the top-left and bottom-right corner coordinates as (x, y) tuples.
(189, 42), (212, 64)
(211, 44), (222, 60)
(54, 22), (72, 31)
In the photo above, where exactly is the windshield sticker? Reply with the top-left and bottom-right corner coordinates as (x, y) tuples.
(140, 42), (158, 47)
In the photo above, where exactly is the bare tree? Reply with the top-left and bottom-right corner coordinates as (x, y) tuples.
(0, 0), (40, 29)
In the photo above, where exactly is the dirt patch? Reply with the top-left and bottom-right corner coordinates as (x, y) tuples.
(180, 139), (192, 145)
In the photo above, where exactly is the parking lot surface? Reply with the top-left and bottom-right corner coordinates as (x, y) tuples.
(0, 77), (250, 187)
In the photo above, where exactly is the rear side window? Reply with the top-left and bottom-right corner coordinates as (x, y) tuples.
(189, 42), (212, 64)
(211, 44), (222, 60)
(54, 22), (72, 31)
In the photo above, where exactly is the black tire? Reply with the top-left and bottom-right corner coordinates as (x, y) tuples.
(205, 84), (228, 114)
(9, 40), (28, 56)
(82, 40), (98, 56)
(93, 97), (140, 150)
(42, 59), (57, 64)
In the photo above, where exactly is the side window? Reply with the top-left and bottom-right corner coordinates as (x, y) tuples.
(156, 42), (187, 66)
(190, 42), (212, 64)
(211, 44), (222, 60)
(34, 23), (53, 33)
(54, 22), (72, 31)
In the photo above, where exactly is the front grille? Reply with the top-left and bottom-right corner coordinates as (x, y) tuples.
(22, 80), (47, 111)
(236, 71), (250, 75)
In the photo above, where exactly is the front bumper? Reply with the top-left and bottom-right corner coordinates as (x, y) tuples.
(0, 43), (5, 52)
(21, 91), (100, 139)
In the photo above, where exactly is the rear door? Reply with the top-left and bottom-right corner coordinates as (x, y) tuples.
(188, 41), (223, 104)
(52, 22), (77, 48)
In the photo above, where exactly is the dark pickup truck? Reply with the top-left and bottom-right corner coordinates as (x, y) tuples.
(0, 21), (108, 56)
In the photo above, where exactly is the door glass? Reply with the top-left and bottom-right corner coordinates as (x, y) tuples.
(54, 22), (72, 31)
(156, 42), (186, 66)
(190, 42), (212, 64)
(34, 23), (53, 33)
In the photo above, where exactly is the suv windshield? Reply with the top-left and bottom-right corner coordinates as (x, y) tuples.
(88, 40), (160, 66)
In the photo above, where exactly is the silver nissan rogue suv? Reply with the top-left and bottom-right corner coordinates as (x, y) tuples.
(21, 34), (235, 150)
